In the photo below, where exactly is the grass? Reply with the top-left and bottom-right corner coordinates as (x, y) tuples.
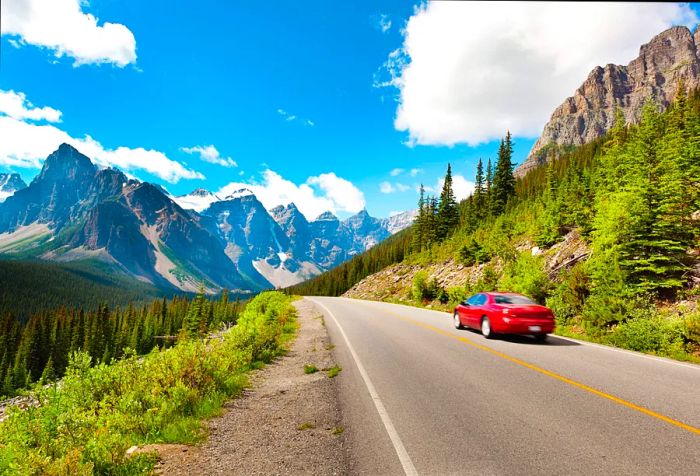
(331, 426), (344, 435)
(326, 365), (342, 378)
(0, 291), (297, 475)
(297, 422), (316, 431)
(303, 364), (319, 374)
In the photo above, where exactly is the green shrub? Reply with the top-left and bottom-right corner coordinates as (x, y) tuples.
(498, 252), (551, 304)
(546, 263), (590, 326)
(411, 271), (440, 302)
(607, 314), (687, 358)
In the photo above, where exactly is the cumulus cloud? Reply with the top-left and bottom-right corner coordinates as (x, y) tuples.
(390, 168), (404, 177)
(181, 145), (237, 168)
(379, 181), (410, 194)
(409, 168), (423, 177)
(1, 0), (137, 67)
(423, 174), (475, 202)
(218, 170), (365, 220)
(0, 89), (203, 183)
(377, 2), (698, 146)
(0, 90), (62, 122)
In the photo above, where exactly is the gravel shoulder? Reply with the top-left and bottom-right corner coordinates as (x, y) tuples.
(156, 298), (347, 475)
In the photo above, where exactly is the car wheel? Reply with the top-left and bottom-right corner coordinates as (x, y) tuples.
(453, 311), (463, 329)
(534, 334), (547, 343)
(481, 316), (494, 339)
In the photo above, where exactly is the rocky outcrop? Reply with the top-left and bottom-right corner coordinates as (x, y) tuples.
(517, 26), (700, 177)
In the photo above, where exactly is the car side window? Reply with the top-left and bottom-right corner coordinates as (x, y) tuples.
(475, 294), (487, 306)
(466, 294), (480, 306)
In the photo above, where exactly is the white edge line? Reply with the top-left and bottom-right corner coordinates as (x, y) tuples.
(340, 297), (698, 371)
(308, 298), (419, 476)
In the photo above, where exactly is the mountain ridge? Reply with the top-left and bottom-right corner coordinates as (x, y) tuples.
(0, 144), (415, 291)
(517, 25), (700, 176)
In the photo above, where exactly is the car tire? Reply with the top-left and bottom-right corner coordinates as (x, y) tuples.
(481, 316), (494, 339)
(534, 334), (547, 343)
(453, 311), (463, 329)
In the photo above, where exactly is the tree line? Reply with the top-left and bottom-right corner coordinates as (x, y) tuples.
(0, 289), (240, 397)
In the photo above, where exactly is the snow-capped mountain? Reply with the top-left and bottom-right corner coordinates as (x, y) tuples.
(173, 188), (222, 212)
(382, 209), (418, 234)
(0, 174), (27, 203)
(0, 144), (416, 291)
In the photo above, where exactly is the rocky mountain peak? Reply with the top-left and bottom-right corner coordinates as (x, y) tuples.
(224, 188), (254, 201)
(190, 188), (214, 197)
(37, 143), (97, 183)
(314, 211), (338, 222)
(516, 25), (700, 177)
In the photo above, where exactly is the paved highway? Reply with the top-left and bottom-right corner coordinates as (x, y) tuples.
(307, 297), (700, 475)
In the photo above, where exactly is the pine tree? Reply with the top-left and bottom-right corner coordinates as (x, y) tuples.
(474, 158), (486, 219)
(491, 132), (516, 215)
(412, 185), (426, 252)
(485, 158), (493, 216)
(183, 286), (207, 338)
(436, 164), (459, 240)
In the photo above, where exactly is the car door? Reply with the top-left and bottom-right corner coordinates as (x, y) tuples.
(464, 294), (483, 328)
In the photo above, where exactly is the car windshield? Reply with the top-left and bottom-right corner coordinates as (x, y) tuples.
(494, 295), (536, 305)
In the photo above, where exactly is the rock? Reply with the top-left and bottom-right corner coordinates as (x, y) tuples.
(531, 246), (542, 256)
(517, 26), (700, 177)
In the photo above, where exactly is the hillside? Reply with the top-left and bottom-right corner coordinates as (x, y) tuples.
(0, 260), (164, 320)
(298, 84), (700, 361)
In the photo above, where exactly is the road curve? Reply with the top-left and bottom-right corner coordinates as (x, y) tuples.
(306, 297), (700, 476)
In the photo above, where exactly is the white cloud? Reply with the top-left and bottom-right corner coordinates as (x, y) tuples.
(219, 170), (365, 220)
(380, 181), (410, 194)
(409, 168), (423, 177)
(0, 89), (203, 183)
(1, 0), (137, 67)
(435, 174), (475, 201)
(377, 2), (698, 146)
(390, 167), (404, 177)
(0, 90), (62, 122)
(375, 14), (392, 33)
(277, 108), (314, 126)
(181, 145), (237, 168)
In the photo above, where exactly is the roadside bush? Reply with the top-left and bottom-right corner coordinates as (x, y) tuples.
(446, 286), (469, 305)
(470, 265), (499, 293)
(498, 252), (551, 304)
(607, 314), (687, 358)
(0, 291), (296, 475)
(546, 263), (590, 326)
(412, 271), (440, 302)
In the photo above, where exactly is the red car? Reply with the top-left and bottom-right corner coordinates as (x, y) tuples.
(452, 292), (555, 341)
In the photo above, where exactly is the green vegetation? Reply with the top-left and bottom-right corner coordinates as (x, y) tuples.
(291, 85), (700, 361)
(326, 365), (342, 378)
(297, 421), (316, 431)
(0, 291), (295, 475)
(331, 426), (344, 435)
(0, 260), (163, 320)
(0, 287), (241, 398)
(304, 364), (319, 374)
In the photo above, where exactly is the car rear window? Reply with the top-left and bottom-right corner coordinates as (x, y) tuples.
(494, 295), (536, 305)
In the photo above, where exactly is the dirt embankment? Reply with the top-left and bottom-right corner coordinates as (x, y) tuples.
(344, 230), (591, 302)
(154, 299), (346, 475)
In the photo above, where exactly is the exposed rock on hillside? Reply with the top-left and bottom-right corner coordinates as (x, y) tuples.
(517, 26), (700, 177)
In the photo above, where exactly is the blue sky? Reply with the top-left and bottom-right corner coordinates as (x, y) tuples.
(1, 1), (698, 219)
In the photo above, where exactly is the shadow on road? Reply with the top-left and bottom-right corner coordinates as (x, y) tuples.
(460, 328), (580, 346)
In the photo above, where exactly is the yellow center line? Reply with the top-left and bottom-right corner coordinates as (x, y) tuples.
(359, 301), (700, 437)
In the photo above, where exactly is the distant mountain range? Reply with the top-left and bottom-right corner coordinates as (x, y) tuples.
(0, 144), (415, 293)
(0, 173), (27, 202)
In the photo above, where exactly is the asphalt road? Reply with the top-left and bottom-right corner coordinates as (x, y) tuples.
(307, 297), (700, 476)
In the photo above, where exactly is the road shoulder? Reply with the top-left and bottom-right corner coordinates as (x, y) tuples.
(155, 298), (347, 475)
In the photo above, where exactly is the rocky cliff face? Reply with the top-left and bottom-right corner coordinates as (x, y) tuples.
(517, 26), (700, 177)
